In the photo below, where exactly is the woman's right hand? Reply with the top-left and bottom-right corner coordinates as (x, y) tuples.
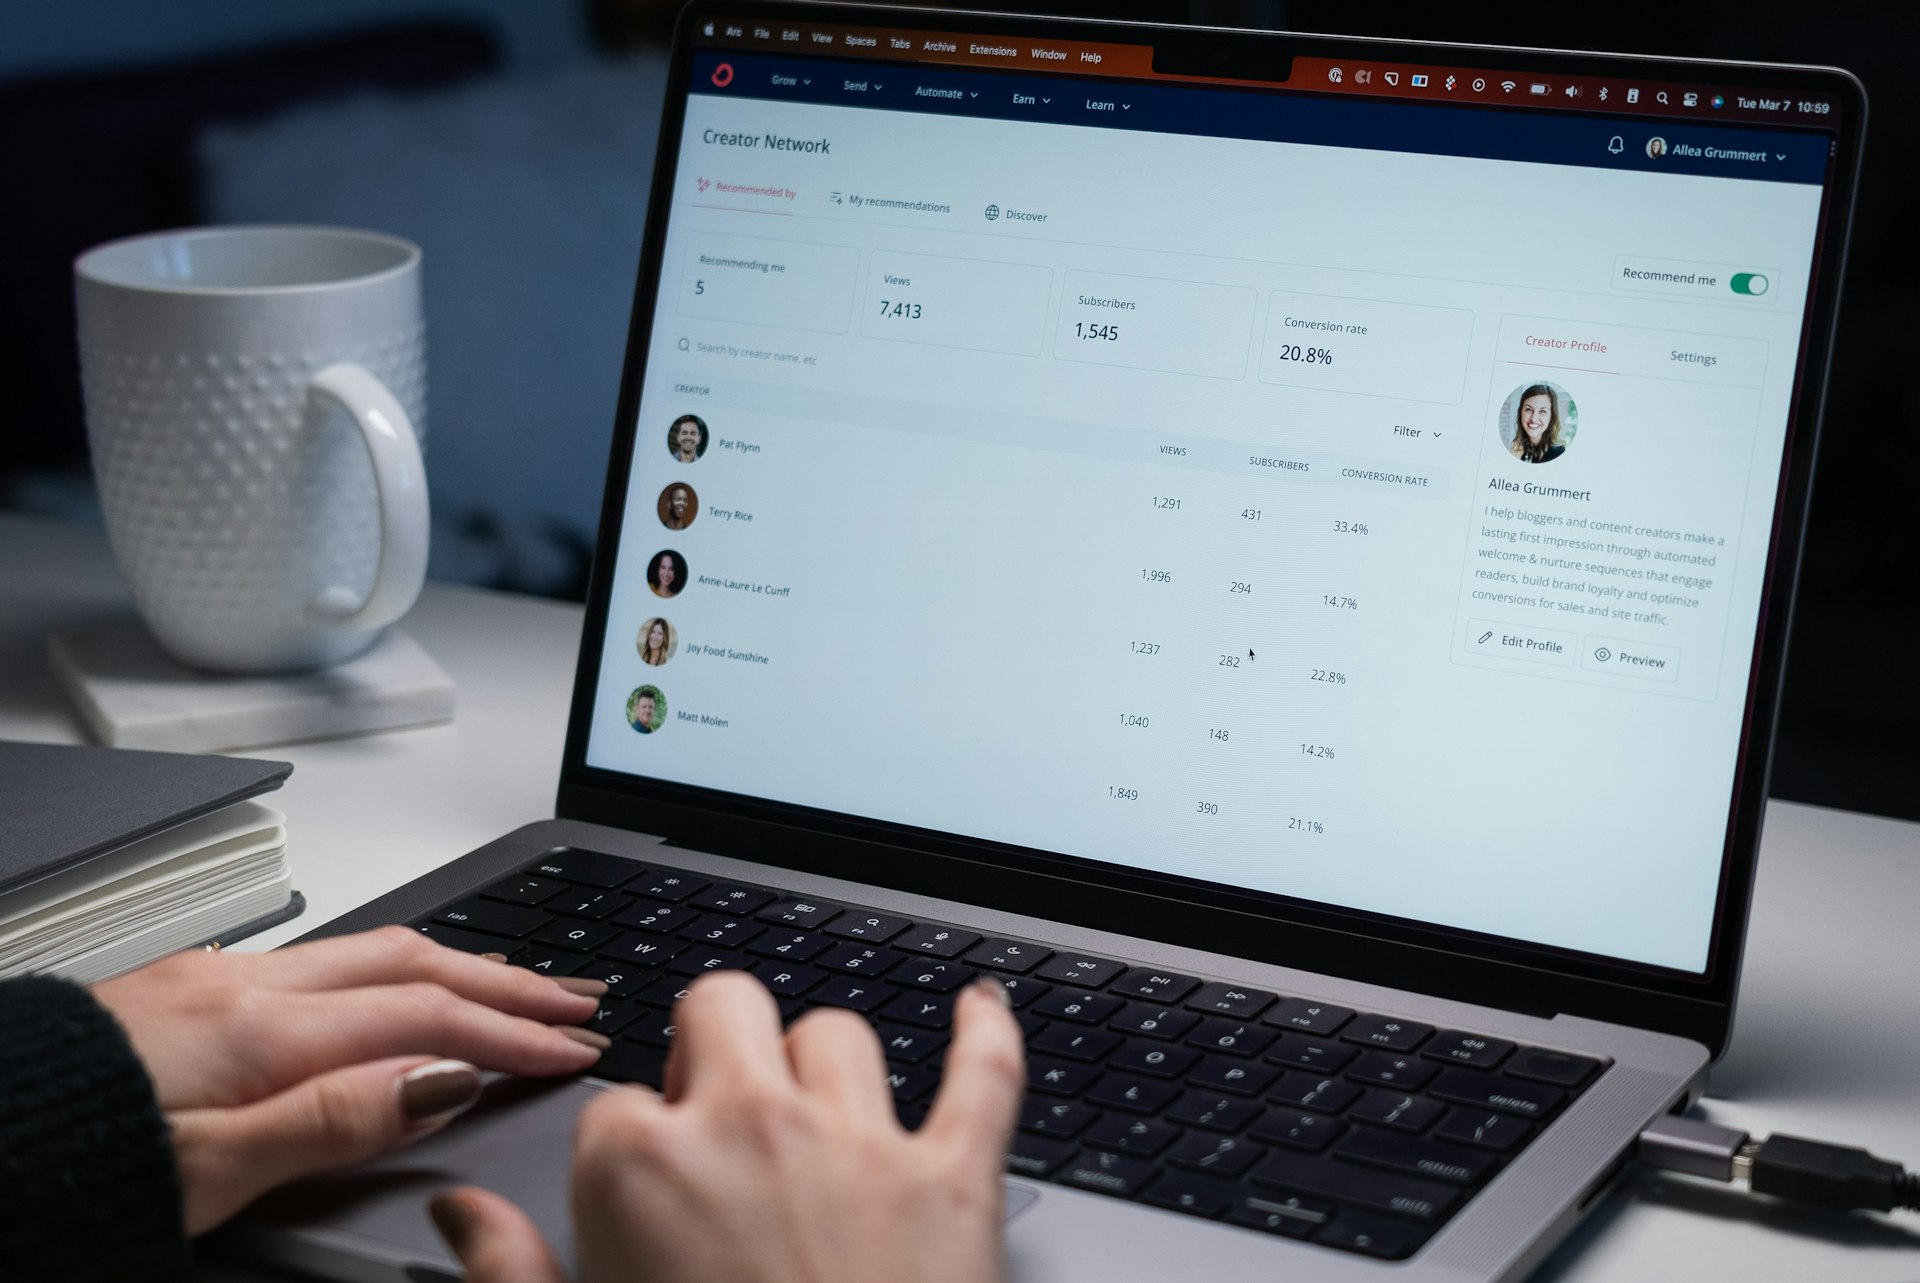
(432, 971), (1027, 1283)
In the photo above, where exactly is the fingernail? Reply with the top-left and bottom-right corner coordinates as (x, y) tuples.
(428, 1190), (474, 1252)
(973, 978), (1012, 1008)
(399, 1060), (483, 1124)
(478, 952), (508, 963)
(557, 1025), (611, 1052)
(555, 976), (609, 998)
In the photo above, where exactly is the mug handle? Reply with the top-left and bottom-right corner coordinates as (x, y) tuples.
(305, 362), (429, 630)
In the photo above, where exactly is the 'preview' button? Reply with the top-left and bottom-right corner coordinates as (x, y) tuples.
(1582, 635), (1680, 681)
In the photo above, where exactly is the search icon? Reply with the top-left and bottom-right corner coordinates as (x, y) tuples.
(1656, 91), (1669, 105)
(677, 337), (690, 351)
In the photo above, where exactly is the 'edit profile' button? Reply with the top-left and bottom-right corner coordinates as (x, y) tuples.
(1583, 635), (1680, 681)
(1467, 619), (1576, 666)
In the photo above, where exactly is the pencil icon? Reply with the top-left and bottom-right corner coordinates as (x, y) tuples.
(1477, 630), (1494, 644)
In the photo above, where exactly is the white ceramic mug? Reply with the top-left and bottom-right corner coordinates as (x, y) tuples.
(75, 226), (429, 673)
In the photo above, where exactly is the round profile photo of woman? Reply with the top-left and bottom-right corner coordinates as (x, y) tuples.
(657, 481), (698, 531)
(637, 617), (677, 666)
(626, 685), (666, 734)
(667, 414), (709, 463)
(1498, 381), (1577, 464)
(648, 549), (688, 599)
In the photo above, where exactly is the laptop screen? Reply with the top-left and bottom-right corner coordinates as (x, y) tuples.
(582, 12), (1847, 977)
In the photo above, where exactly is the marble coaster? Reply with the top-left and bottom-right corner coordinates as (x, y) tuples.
(48, 618), (456, 752)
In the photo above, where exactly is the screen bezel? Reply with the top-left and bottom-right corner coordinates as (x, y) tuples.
(557, 0), (1868, 1058)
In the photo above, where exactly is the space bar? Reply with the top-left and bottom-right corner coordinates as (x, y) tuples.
(1250, 1151), (1461, 1223)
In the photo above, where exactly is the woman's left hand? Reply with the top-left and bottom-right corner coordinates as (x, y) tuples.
(91, 926), (608, 1234)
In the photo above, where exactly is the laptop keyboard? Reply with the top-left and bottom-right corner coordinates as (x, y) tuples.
(411, 846), (1604, 1261)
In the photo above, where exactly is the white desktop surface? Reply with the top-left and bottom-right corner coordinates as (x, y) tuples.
(2, 512), (1916, 1282)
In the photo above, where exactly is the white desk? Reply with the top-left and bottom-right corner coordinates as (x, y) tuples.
(3, 512), (1917, 1282)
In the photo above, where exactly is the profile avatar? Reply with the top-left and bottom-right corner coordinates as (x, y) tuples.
(659, 482), (698, 531)
(637, 617), (677, 666)
(626, 685), (666, 733)
(1500, 381), (1576, 464)
(648, 549), (688, 599)
(668, 414), (709, 463)
(1646, 136), (1668, 159)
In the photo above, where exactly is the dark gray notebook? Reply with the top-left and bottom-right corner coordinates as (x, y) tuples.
(0, 739), (292, 900)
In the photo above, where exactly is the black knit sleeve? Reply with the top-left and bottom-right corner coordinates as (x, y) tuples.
(0, 975), (189, 1282)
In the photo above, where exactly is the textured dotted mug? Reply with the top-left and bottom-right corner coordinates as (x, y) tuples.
(75, 226), (429, 673)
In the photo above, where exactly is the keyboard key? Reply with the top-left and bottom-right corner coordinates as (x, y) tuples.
(809, 978), (898, 1014)
(1142, 1170), (1238, 1218)
(1317, 1211), (1426, 1260)
(1108, 1003), (1200, 1041)
(481, 876), (564, 907)
(413, 923), (518, 955)
(513, 946), (591, 976)
(1110, 968), (1200, 1004)
(1168, 1090), (1263, 1133)
(756, 898), (842, 930)
(1186, 983), (1277, 1019)
(817, 943), (902, 976)
(1335, 1126), (1494, 1186)
(1006, 1132), (1076, 1178)
(1346, 1051), (1438, 1091)
(876, 1024), (948, 1064)
(1350, 1091), (1445, 1134)
(1033, 954), (1126, 988)
(1268, 1073), (1362, 1115)
(1265, 1033), (1356, 1074)
(1262, 998), (1355, 1036)
(881, 992), (954, 1029)
(1250, 1109), (1347, 1153)
(1085, 1115), (1181, 1157)
(1187, 1057), (1279, 1098)
(894, 960), (975, 993)
(1033, 989), (1125, 1025)
(574, 960), (651, 998)
(434, 899), (550, 940)
(1341, 1015), (1433, 1052)
(1228, 1192), (1327, 1237)
(594, 1040), (668, 1087)
(526, 849), (641, 889)
(1028, 1056), (1102, 1097)
(746, 930), (830, 962)
(1506, 1048), (1603, 1088)
(897, 1101), (930, 1132)
(690, 884), (776, 915)
(826, 912), (912, 942)
(1059, 1150), (1157, 1197)
(666, 946), (754, 977)
(598, 931), (684, 967)
(885, 1065), (937, 1104)
(677, 914), (764, 949)
(1185, 1019), (1277, 1058)
(1020, 1098), (1102, 1138)
(750, 961), (825, 998)
(1427, 1069), (1564, 1120)
(612, 902), (700, 934)
(1433, 1107), (1533, 1152)
(1085, 1074), (1179, 1115)
(546, 890), (634, 921)
(638, 975), (696, 1008)
(533, 920), (619, 954)
(1251, 1150), (1460, 1222)
(893, 925), (981, 958)
(1167, 1132), (1263, 1177)
(1031, 1025), (1123, 1063)
(1109, 1041), (1201, 1080)
(1422, 1031), (1515, 1070)
(625, 871), (706, 902)
(623, 1009), (677, 1048)
(964, 939), (1051, 973)
(990, 975), (1051, 1009)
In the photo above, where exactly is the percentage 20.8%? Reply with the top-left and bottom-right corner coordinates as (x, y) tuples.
(1276, 344), (1335, 364)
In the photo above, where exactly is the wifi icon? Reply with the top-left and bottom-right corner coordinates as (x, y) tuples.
(1501, 80), (1516, 93)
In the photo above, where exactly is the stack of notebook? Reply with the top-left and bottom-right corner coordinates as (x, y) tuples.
(0, 741), (303, 983)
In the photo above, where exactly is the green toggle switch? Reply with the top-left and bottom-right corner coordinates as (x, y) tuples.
(1731, 272), (1770, 296)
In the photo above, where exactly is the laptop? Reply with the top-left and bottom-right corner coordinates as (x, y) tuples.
(220, 4), (1866, 1279)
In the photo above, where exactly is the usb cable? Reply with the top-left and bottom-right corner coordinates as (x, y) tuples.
(1638, 1115), (1920, 1214)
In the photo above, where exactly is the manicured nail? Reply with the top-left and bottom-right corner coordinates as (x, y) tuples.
(973, 978), (1012, 1008)
(429, 1190), (475, 1253)
(478, 952), (508, 963)
(555, 976), (609, 997)
(557, 1025), (611, 1052)
(399, 1060), (483, 1124)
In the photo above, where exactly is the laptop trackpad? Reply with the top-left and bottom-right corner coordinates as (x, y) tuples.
(226, 1076), (1039, 1279)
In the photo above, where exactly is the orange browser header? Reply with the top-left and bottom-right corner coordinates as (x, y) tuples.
(698, 18), (1159, 80)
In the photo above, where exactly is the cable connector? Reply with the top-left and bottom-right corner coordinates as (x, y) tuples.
(1638, 1116), (1920, 1215)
